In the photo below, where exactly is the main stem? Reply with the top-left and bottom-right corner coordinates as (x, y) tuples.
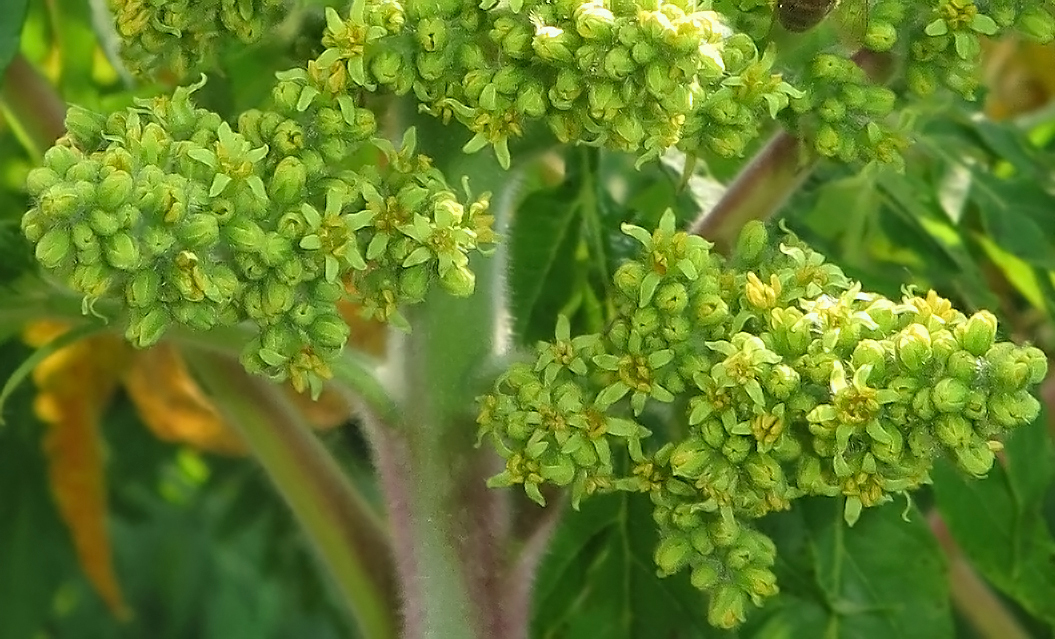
(361, 115), (536, 638)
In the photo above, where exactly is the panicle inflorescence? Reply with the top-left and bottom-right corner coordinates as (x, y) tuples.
(23, 74), (493, 397)
(108, 0), (289, 78)
(307, 0), (798, 168)
(477, 214), (1046, 628)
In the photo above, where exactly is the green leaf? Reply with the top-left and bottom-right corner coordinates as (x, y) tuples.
(0, 0), (29, 79)
(508, 153), (586, 344)
(973, 176), (1055, 271)
(532, 493), (720, 639)
(753, 499), (952, 639)
(932, 418), (1055, 627)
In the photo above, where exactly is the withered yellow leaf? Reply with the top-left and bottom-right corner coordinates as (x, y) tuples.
(25, 321), (132, 621)
(123, 342), (247, 455)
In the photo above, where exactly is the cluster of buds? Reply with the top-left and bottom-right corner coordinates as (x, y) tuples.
(108, 0), (288, 78)
(23, 74), (493, 397)
(477, 213), (1046, 628)
(309, 0), (797, 168)
(786, 53), (906, 166)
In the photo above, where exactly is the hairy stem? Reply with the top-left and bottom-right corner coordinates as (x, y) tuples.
(361, 111), (539, 639)
(188, 349), (400, 639)
(689, 130), (811, 249)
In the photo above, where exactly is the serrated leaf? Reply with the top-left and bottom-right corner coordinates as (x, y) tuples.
(932, 418), (1055, 626)
(753, 499), (951, 639)
(532, 493), (719, 639)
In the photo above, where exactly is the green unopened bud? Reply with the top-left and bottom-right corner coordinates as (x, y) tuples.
(946, 350), (979, 383)
(179, 213), (220, 248)
(269, 156), (307, 205)
(26, 167), (61, 198)
(1022, 346), (1048, 384)
(126, 269), (160, 308)
(955, 441), (996, 476)
(897, 323), (932, 372)
(960, 310), (998, 356)
(126, 308), (169, 348)
(988, 391), (1041, 428)
(933, 378), (969, 413)
(574, 2), (615, 40)
(440, 264), (475, 297)
(399, 264), (430, 301)
(864, 21), (898, 51)
(655, 535), (693, 576)
(310, 313), (349, 350)
(735, 220), (767, 264)
(35, 228), (72, 269)
(708, 584), (748, 629)
(532, 24), (575, 64)
(64, 105), (106, 150)
(934, 413), (972, 448)
(43, 144), (82, 177)
(1018, 7), (1055, 43)
(104, 231), (141, 270)
(225, 217), (266, 252)
(690, 560), (720, 590)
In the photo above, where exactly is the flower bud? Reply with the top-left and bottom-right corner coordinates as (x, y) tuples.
(97, 171), (135, 210)
(946, 350), (979, 383)
(934, 413), (972, 448)
(126, 308), (169, 348)
(654, 534), (693, 575)
(26, 167), (61, 198)
(310, 313), (350, 350)
(64, 105), (106, 150)
(896, 323), (932, 372)
(690, 560), (720, 591)
(104, 231), (141, 270)
(989, 391), (1041, 428)
(957, 310), (998, 356)
(269, 156), (307, 205)
(532, 24), (576, 64)
(34, 227), (72, 269)
(708, 584), (748, 629)
(224, 217), (266, 252)
(126, 269), (160, 308)
(955, 441), (995, 477)
(179, 213), (221, 248)
(735, 220), (767, 264)
(932, 378), (969, 413)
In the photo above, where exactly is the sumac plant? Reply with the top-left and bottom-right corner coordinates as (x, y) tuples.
(2, 0), (1055, 638)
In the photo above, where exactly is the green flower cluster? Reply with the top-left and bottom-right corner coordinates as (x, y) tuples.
(109, 0), (288, 78)
(787, 53), (906, 167)
(308, 0), (797, 168)
(477, 213), (1046, 628)
(22, 74), (493, 397)
(906, 0), (1055, 98)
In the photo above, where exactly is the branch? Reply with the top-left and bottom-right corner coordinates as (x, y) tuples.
(689, 49), (894, 249)
(928, 510), (1031, 639)
(0, 53), (67, 157)
(186, 349), (400, 639)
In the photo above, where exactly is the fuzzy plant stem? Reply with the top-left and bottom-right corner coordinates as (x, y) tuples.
(188, 349), (401, 639)
(358, 112), (540, 639)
